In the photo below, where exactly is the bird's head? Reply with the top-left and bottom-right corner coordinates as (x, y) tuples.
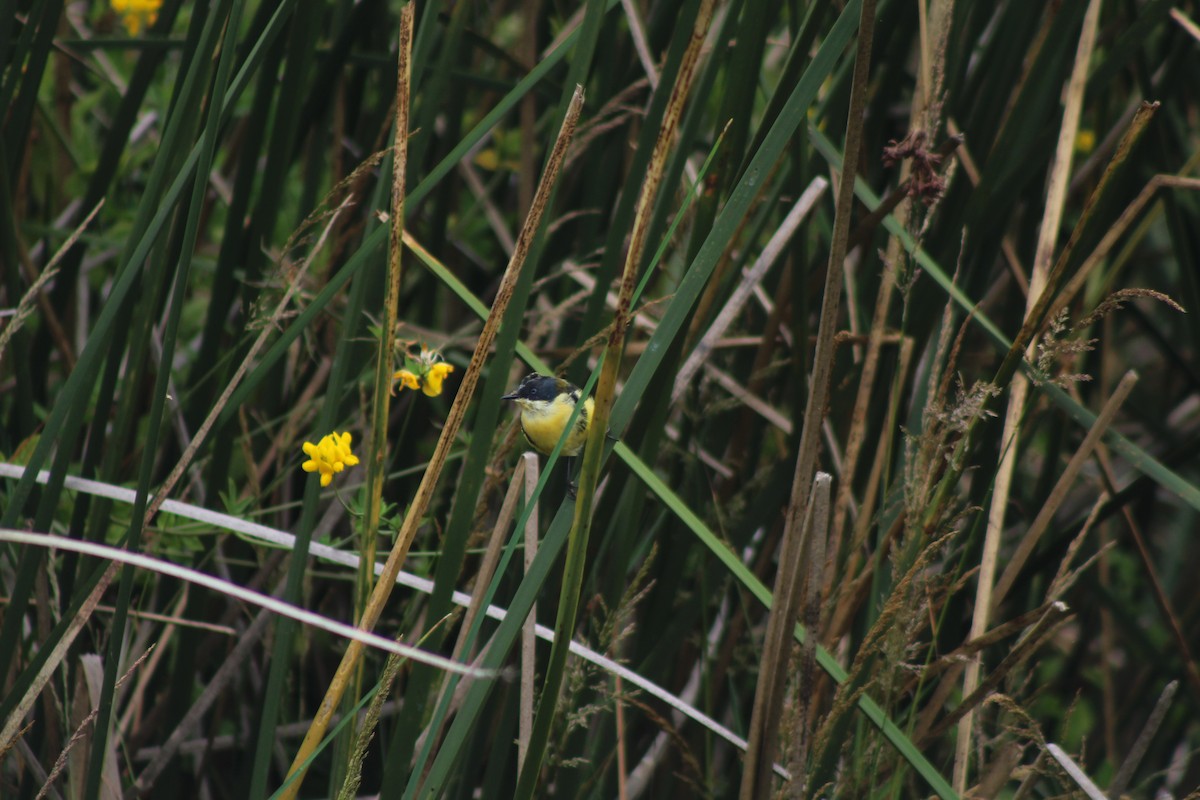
(501, 373), (565, 406)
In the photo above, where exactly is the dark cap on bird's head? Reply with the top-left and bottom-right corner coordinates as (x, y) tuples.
(502, 373), (563, 402)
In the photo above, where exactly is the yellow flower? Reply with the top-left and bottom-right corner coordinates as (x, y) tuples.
(112, 0), (161, 35)
(392, 369), (421, 393)
(391, 345), (454, 397)
(422, 362), (454, 397)
(301, 431), (359, 487)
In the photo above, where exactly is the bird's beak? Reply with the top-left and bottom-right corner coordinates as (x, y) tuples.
(501, 391), (518, 400)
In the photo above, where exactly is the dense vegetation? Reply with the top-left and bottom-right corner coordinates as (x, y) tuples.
(2, 0), (1199, 797)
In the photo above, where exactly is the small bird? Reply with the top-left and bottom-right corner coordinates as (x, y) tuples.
(502, 373), (593, 457)
(502, 373), (594, 494)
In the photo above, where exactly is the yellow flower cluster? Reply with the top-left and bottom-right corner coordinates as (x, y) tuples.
(301, 431), (359, 487)
(112, 0), (161, 35)
(392, 346), (454, 397)
(299, 347), (452, 490)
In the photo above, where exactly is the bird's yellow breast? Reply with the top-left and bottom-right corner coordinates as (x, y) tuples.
(516, 394), (594, 457)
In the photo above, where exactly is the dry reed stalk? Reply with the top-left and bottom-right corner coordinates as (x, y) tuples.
(785, 474), (831, 798)
(740, 473), (830, 799)
(672, 178), (828, 403)
(1107, 680), (1179, 797)
(742, 0), (880, 791)
(956, 1), (1101, 787)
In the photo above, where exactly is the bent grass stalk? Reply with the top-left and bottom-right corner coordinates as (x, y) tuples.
(958, 1), (1102, 787)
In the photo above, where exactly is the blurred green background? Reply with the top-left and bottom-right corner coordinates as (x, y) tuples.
(2, 1), (1200, 797)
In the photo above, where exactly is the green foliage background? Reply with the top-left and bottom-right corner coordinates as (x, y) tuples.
(2, 0), (1200, 798)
